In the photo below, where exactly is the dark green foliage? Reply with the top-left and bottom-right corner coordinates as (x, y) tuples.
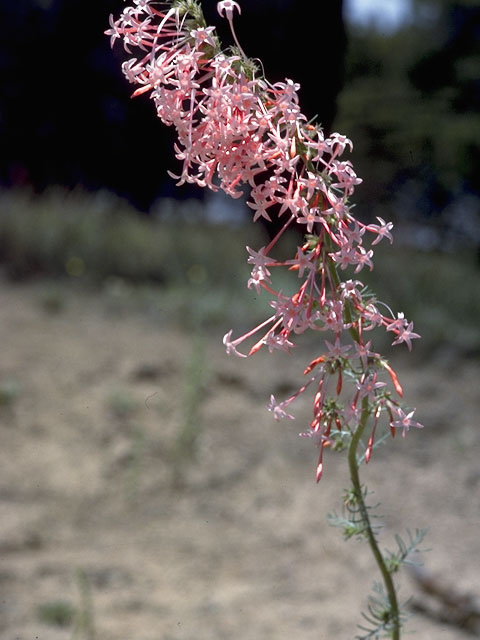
(337, 0), (480, 231)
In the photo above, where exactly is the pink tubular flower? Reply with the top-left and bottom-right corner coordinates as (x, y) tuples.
(217, 0), (241, 20)
(390, 321), (421, 351)
(107, 0), (422, 481)
(223, 329), (248, 358)
(390, 407), (424, 437)
(356, 374), (387, 401)
(267, 395), (295, 421)
(367, 216), (394, 245)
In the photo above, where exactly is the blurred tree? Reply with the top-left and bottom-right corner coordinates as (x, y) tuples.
(408, 0), (480, 197)
(336, 0), (480, 247)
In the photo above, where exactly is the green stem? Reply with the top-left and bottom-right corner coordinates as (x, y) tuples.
(348, 399), (400, 639)
(320, 222), (400, 636)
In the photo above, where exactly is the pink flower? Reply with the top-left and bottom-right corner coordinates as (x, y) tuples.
(318, 300), (352, 333)
(264, 331), (294, 353)
(296, 208), (325, 233)
(367, 216), (394, 245)
(223, 330), (248, 358)
(353, 340), (379, 368)
(285, 248), (317, 278)
(390, 407), (424, 437)
(356, 374), (387, 401)
(190, 27), (217, 49)
(329, 132), (353, 157)
(391, 321), (421, 351)
(217, 0), (241, 20)
(353, 247), (374, 273)
(324, 337), (352, 360)
(362, 304), (384, 331)
(267, 395), (295, 421)
(331, 244), (357, 270)
(386, 313), (421, 350)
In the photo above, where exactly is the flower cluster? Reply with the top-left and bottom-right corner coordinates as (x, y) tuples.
(107, 0), (422, 481)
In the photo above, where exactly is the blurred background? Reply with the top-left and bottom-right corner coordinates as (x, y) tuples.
(1, 1), (480, 639)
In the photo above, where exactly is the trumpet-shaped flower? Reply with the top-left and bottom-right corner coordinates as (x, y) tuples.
(217, 0), (241, 20)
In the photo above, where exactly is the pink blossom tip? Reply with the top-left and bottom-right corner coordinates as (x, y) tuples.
(217, 1), (241, 20)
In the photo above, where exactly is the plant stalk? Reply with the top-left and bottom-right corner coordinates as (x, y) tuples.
(348, 398), (400, 639)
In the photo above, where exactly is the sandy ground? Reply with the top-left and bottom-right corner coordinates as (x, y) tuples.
(1, 275), (480, 640)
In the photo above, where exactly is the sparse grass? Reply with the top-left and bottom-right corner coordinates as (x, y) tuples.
(38, 600), (75, 627)
(36, 569), (95, 639)
(108, 389), (139, 420)
(124, 426), (147, 501)
(0, 379), (19, 407)
(71, 568), (96, 640)
(171, 333), (208, 487)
